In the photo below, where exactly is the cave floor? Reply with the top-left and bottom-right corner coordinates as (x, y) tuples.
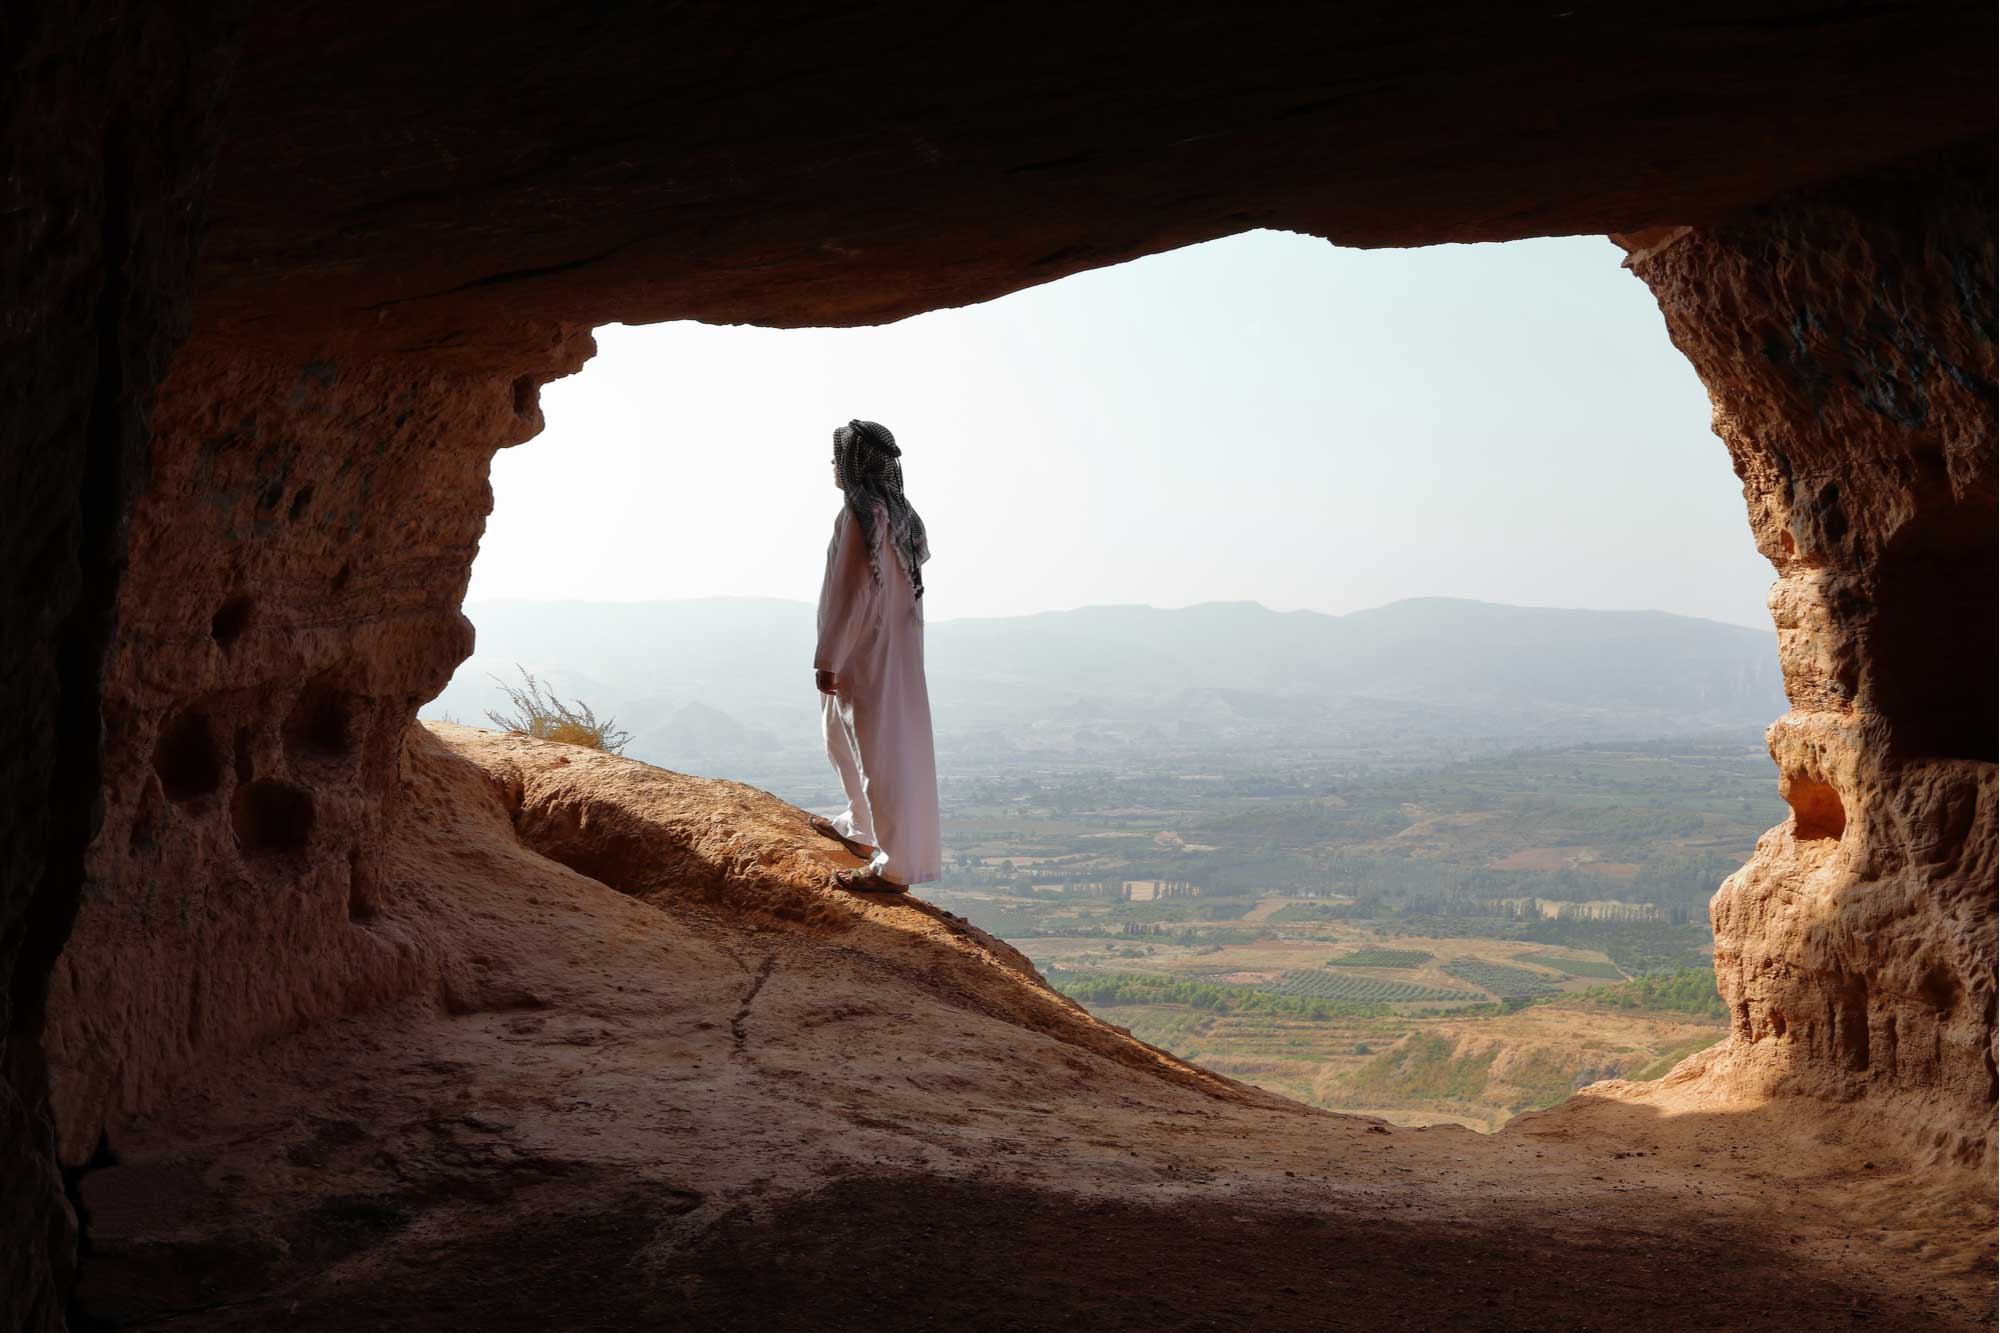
(70, 728), (1996, 1332)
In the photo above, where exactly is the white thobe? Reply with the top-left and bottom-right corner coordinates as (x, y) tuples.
(815, 505), (942, 885)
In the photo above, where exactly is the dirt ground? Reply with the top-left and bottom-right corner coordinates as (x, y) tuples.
(65, 727), (1996, 1332)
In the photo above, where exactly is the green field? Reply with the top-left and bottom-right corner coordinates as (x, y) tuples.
(1262, 970), (1479, 1004)
(1568, 967), (1727, 1019)
(1267, 903), (1341, 923)
(1442, 958), (1566, 998)
(1047, 968), (1392, 1019)
(1326, 949), (1433, 969)
(1514, 951), (1624, 980)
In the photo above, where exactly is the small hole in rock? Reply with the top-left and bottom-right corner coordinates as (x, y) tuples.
(331, 562), (352, 593)
(1783, 771), (1845, 841)
(288, 484), (316, 523)
(231, 780), (315, 856)
(1918, 965), (1961, 1018)
(211, 595), (254, 649)
(153, 710), (222, 801)
(285, 682), (353, 759)
(512, 375), (538, 420)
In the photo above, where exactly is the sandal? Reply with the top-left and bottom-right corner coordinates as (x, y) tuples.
(807, 815), (877, 861)
(831, 867), (909, 894)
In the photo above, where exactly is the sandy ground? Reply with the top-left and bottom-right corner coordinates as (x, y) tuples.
(68, 726), (1996, 1331)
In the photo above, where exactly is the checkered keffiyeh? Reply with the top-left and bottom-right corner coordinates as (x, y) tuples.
(834, 419), (930, 600)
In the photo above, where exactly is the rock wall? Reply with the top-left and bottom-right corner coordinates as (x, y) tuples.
(0, 5), (244, 1327)
(46, 336), (591, 1161)
(1627, 146), (1997, 1163)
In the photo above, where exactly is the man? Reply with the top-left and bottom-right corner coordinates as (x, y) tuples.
(808, 419), (942, 892)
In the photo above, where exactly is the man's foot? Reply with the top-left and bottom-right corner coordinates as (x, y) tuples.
(808, 815), (877, 861)
(830, 867), (909, 894)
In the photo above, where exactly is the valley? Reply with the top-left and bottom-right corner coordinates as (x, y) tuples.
(926, 739), (1772, 1130)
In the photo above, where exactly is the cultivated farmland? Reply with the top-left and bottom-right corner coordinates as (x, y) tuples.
(1326, 949), (1434, 969)
(1514, 951), (1624, 980)
(1263, 970), (1479, 1004)
(1441, 958), (1566, 999)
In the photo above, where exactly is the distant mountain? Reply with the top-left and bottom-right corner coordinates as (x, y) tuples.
(423, 596), (1784, 785)
(927, 597), (1781, 722)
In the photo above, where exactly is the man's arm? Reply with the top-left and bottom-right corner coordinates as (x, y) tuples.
(814, 511), (873, 692)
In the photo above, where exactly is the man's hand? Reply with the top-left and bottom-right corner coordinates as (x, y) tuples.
(815, 668), (838, 695)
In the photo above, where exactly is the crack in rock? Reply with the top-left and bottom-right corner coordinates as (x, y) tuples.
(731, 955), (777, 1051)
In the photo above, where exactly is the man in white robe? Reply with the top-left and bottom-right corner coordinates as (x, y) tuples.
(810, 420), (941, 892)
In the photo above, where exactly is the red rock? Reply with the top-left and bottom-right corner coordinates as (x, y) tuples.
(1616, 147), (1996, 1167)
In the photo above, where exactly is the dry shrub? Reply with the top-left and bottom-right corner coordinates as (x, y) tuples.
(485, 665), (631, 754)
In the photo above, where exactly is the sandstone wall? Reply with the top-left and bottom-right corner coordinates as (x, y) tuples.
(45, 337), (590, 1161)
(1628, 146), (1997, 1163)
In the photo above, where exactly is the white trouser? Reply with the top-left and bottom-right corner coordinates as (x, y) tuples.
(820, 691), (900, 881)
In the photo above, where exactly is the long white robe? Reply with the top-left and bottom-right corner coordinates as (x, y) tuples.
(815, 504), (941, 885)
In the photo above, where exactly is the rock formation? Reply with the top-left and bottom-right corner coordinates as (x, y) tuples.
(45, 343), (586, 1158)
(60, 725), (2000, 1330)
(4, 3), (1994, 1327)
(1623, 146), (1997, 1165)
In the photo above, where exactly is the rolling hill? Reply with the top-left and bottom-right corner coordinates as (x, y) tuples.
(423, 596), (1785, 789)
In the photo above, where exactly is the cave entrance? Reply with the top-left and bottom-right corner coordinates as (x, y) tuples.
(431, 230), (1784, 1132)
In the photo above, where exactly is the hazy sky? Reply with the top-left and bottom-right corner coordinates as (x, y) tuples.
(469, 230), (1773, 628)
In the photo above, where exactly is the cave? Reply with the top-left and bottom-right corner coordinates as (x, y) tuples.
(5, 5), (1994, 1330)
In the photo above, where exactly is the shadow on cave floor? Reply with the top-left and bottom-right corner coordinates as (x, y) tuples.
(85, 1169), (1980, 1333)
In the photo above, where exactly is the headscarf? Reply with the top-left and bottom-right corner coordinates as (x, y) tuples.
(833, 419), (930, 600)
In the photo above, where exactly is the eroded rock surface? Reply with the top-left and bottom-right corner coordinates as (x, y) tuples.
(61, 725), (1996, 1330)
(48, 342), (586, 1158)
(1623, 146), (1997, 1166)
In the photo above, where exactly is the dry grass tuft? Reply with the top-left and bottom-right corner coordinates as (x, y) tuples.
(485, 665), (631, 754)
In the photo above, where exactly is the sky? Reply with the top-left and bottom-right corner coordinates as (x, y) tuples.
(468, 230), (1774, 629)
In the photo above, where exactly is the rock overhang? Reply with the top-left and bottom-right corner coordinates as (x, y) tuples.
(195, 2), (1997, 360)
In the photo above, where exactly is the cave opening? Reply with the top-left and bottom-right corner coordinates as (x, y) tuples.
(430, 230), (1786, 1134)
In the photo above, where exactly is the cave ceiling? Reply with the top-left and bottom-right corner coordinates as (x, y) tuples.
(198, 2), (1996, 363)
